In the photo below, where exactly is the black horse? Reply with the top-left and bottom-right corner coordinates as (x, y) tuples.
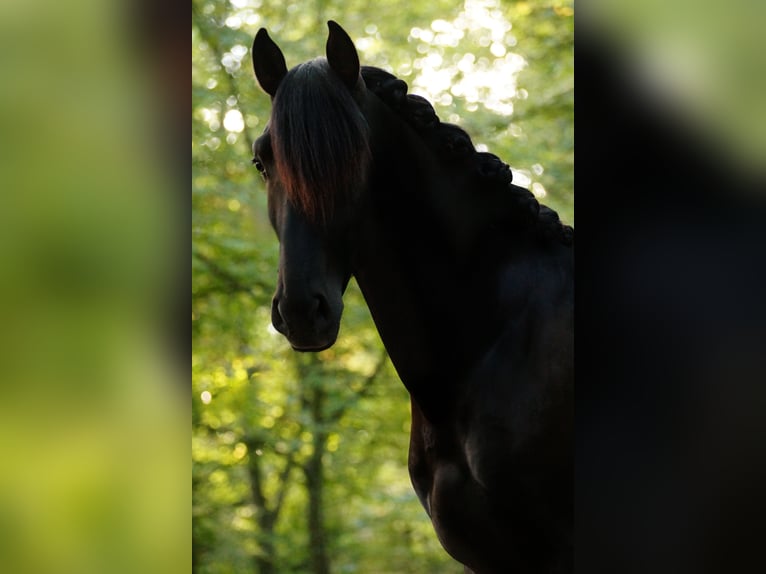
(250, 21), (573, 574)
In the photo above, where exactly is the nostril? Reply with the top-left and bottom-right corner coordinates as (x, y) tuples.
(273, 294), (330, 323)
(313, 294), (331, 321)
(271, 297), (288, 334)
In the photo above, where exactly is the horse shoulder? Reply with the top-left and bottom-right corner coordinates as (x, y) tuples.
(461, 246), (573, 493)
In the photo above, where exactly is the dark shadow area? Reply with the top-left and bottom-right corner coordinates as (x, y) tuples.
(575, 18), (766, 574)
(132, 0), (191, 374)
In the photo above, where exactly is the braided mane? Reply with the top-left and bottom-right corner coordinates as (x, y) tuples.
(361, 66), (573, 245)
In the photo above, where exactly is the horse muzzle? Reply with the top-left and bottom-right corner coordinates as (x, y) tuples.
(271, 291), (343, 352)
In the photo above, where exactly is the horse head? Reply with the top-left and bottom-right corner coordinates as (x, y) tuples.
(251, 22), (370, 351)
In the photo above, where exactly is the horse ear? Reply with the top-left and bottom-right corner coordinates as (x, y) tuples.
(252, 28), (287, 98)
(326, 20), (360, 91)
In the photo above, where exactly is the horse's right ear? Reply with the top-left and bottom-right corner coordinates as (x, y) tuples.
(252, 28), (287, 98)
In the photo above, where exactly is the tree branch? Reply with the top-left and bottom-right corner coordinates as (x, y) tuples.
(192, 0), (255, 154)
(193, 249), (271, 299)
(270, 450), (297, 523)
(328, 348), (390, 422)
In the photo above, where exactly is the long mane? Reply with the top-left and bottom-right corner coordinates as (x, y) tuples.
(271, 58), (371, 223)
(270, 60), (572, 244)
(361, 66), (573, 245)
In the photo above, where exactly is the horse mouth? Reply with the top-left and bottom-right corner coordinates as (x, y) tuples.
(278, 325), (339, 353)
(290, 340), (336, 353)
(272, 319), (339, 353)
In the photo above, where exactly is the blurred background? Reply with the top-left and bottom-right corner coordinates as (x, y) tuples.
(576, 3), (766, 573)
(0, 0), (188, 573)
(192, 1), (572, 572)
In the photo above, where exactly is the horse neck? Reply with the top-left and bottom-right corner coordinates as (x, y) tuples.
(351, 99), (503, 419)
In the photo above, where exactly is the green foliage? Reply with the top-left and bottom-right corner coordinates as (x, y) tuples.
(193, 1), (572, 572)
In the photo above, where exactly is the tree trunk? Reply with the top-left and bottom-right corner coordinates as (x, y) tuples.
(245, 434), (292, 574)
(304, 386), (331, 574)
(248, 464), (278, 574)
(254, 542), (276, 574)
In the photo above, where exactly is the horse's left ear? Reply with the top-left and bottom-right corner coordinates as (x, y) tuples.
(326, 20), (361, 91)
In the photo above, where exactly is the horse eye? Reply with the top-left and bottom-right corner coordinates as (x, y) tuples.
(252, 158), (267, 175)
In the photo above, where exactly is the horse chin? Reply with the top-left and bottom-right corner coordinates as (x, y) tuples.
(290, 340), (336, 353)
(285, 326), (339, 353)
